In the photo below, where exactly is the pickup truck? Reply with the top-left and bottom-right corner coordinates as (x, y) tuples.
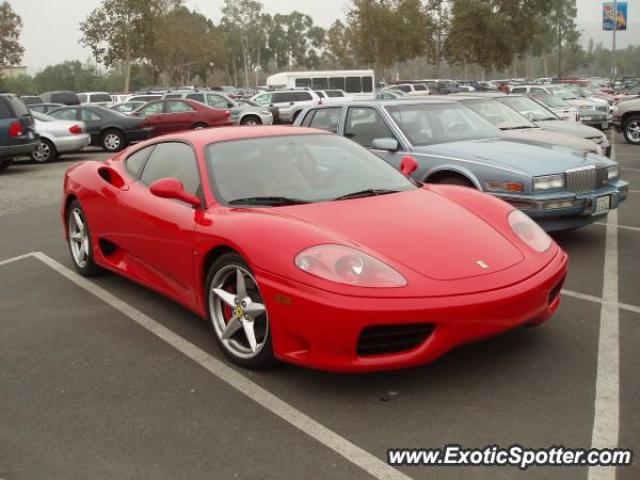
(0, 94), (39, 171)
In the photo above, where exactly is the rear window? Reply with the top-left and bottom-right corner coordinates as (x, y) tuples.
(164, 93), (183, 99)
(325, 90), (344, 98)
(314, 91), (326, 98)
(51, 92), (80, 105)
(6, 95), (29, 117)
(90, 94), (112, 103)
(0, 98), (12, 118)
(295, 91), (313, 101)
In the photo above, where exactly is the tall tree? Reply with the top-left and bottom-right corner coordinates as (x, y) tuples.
(548, 0), (578, 78)
(0, 1), (24, 68)
(324, 20), (354, 68)
(221, 0), (263, 87)
(79, 0), (177, 92)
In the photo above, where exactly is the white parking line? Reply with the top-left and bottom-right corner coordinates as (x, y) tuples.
(1, 252), (411, 480)
(561, 290), (640, 315)
(628, 190), (640, 194)
(621, 167), (640, 172)
(0, 252), (36, 267)
(594, 222), (640, 233)
(587, 209), (619, 480)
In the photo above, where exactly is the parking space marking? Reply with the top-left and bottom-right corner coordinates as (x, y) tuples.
(594, 222), (640, 233)
(562, 290), (640, 316)
(621, 167), (640, 172)
(587, 209), (619, 480)
(0, 251), (411, 480)
(628, 190), (640, 194)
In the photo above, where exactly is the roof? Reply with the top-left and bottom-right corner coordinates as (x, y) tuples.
(314, 99), (457, 109)
(165, 126), (331, 145)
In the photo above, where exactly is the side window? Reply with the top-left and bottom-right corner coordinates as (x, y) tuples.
(344, 107), (395, 148)
(273, 92), (295, 104)
(208, 94), (231, 108)
(140, 102), (164, 115)
(166, 101), (195, 113)
(326, 90), (344, 98)
(511, 87), (526, 93)
(329, 77), (345, 90)
(345, 77), (362, 93)
(295, 78), (311, 88)
(312, 77), (328, 90)
(398, 85), (411, 93)
(362, 76), (373, 93)
(295, 92), (313, 102)
(0, 98), (12, 118)
(308, 108), (342, 133)
(81, 109), (102, 122)
(125, 145), (155, 178)
(186, 93), (205, 103)
(51, 109), (78, 121)
(254, 93), (272, 106)
(531, 87), (546, 93)
(140, 142), (201, 196)
(78, 94), (88, 103)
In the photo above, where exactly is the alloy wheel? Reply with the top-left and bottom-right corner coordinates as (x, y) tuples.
(626, 120), (640, 143)
(103, 133), (121, 151)
(32, 141), (51, 162)
(209, 265), (268, 359)
(68, 208), (89, 268)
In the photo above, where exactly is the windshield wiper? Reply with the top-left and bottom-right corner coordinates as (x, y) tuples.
(334, 189), (400, 201)
(502, 125), (534, 130)
(228, 196), (310, 206)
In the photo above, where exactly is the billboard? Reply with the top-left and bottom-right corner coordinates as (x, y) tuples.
(603, 2), (627, 31)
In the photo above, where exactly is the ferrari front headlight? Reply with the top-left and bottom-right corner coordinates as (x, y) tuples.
(508, 210), (552, 252)
(533, 174), (565, 191)
(295, 244), (407, 287)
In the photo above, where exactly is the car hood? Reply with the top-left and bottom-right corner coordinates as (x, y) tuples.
(501, 128), (600, 154)
(535, 120), (605, 140)
(414, 138), (610, 176)
(279, 189), (524, 282)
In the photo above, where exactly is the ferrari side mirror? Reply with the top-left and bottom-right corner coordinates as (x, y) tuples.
(150, 178), (201, 208)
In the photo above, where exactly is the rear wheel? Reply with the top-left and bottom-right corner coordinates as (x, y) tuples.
(240, 115), (261, 126)
(67, 200), (101, 276)
(206, 253), (276, 369)
(101, 129), (126, 152)
(623, 115), (640, 145)
(31, 138), (57, 163)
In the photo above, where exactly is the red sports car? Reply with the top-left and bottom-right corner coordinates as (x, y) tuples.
(131, 98), (232, 136)
(62, 127), (568, 372)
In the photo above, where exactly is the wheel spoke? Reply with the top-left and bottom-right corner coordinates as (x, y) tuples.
(212, 288), (237, 307)
(222, 314), (242, 339)
(236, 269), (247, 299)
(241, 318), (258, 353)
(70, 231), (82, 241)
(245, 301), (265, 316)
(72, 211), (84, 231)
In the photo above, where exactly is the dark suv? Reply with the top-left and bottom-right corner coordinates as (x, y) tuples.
(0, 94), (38, 171)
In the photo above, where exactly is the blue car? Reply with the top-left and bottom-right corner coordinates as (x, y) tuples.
(294, 100), (629, 231)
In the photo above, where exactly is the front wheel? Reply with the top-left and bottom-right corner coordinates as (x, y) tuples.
(101, 129), (126, 152)
(67, 200), (101, 276)
(436, 176), (475, 188)
(240, 115), (261, 126)
(623, 115), (640, 145)
(206, 253), (276, 369)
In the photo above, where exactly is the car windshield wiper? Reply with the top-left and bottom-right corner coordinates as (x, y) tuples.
(228, 196), (310, 206)
(502, 125), (534, 130)
(334, 189), (400, 201)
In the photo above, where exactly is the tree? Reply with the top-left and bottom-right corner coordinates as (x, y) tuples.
(325, 20), (355, 68)
(79, 0), (177, 92)
(0, 1), (24, 68)
(221, 0), (263, 87)
(548, 0), (579, 78)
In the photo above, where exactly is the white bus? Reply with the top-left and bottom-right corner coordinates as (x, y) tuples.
(265, 70), (375, 100)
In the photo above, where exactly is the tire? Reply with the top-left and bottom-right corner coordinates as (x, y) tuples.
(31, 138), (57, 163)
(623, 115), (640, 145)
(192, 123), (208, 130)
(240, 115), (261, 126)
(101, 129), (127, 152)
(206, 253), (276, 369)
(66, 200), (101, 276)
(435, 176), (475, 188)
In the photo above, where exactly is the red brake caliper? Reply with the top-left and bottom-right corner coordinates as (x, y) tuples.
(222, 283), (235, 325)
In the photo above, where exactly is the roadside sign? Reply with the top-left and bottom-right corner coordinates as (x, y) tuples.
(603, 2), (628, 31)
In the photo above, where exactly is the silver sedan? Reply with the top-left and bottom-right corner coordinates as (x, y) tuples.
(31, 111), (91, 163)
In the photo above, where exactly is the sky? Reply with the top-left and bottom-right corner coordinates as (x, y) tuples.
(5, 0), (640, 73)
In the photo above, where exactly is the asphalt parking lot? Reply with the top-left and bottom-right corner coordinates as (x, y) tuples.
(0, 137), (638, 480)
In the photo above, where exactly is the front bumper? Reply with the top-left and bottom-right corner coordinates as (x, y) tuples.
(256, 250), (568, 372)
(495, 180), (629, 231)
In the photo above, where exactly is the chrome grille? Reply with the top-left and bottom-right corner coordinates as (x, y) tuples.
(596, 105), (609, 113)
(565, 166), (609, 193)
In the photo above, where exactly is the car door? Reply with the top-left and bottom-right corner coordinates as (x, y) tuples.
(117, 141), (201, 305)
(271, 92), (296, 122)
(343, 106), (406, 169)
(80, 108), (104, 142)
(136, 101), (168, 135)
(165, 101), (198, 131)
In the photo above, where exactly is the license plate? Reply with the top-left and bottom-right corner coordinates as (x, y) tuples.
(592, 195), (611, 216)
(601, 122), (608, 129)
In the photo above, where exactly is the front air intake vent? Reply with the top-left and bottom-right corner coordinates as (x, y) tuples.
(357, 323), (434, 356)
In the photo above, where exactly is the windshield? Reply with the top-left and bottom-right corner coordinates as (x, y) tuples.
(548, 87), (578, 100)
(533, 94), (570, 108)
(498, 96), (558, 121)
(385, 103), (501, 146)
(462, 99), (535, 129)
(205, 134), (416, 205)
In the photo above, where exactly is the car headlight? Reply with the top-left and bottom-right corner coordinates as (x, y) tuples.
(608, 165), (619, 180)
(611, 105), (618, 113)
(295, 244), (407, 287)
(533, 174), (565, 191)
(484, 180), (524, 193)
(508, 210), (552, 252)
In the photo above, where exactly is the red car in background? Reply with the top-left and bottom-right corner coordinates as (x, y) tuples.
(132, 98), (232, 136)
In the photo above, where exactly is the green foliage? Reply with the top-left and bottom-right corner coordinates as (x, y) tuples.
(0, 0), (24, 68)
(0, 73), (34, 95)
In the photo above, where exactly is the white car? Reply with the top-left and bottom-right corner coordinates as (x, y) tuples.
(251, 89), (322, 123)
(78, 92), (114, 108)
(313, 89), (353, 103)
(386, 83), (431, 96)
(31, 111), (91, 163)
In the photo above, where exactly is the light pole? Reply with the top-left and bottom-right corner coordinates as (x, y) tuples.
(611, 0), (617, 83)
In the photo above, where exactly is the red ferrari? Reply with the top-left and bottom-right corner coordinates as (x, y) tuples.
(131, 98), (232, 136)
(62, 127), (567, 372)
